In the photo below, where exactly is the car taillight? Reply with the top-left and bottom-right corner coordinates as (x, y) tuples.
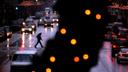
(119, 53), (122, 56)
(118, 33), (120, 36)
(113, 45), (117, 48)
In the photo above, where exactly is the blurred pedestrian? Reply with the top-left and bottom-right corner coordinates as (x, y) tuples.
(35, 33), (43, 48)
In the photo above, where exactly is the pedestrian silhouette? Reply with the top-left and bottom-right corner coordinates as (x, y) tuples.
(35, 33), (43, 48)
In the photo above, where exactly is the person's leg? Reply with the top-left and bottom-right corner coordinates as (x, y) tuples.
(35, 41), (39, 48)
(39, 41), (44, 48)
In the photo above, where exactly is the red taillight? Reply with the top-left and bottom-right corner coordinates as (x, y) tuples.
(118, 33), (120, 36)
(113, 45), (117, 48)
(119, 53), (122, 56)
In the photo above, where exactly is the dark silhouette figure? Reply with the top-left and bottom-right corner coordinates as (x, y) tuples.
(35, 33), (43, 48)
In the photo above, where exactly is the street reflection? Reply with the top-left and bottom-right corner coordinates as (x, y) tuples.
(29, 34), (32, 48)
(6, 38), (10, 57)
(45, 28), (48, 32)
(119, 65), (123, 72)
(21, 33), (25, 48)
(6, 38), (10, 47)
(32, 31), (35, 35)
(51, 28), (54, 32)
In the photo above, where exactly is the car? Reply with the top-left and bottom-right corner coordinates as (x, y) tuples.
(21, 21), (36, 34)
(112, 41), (120, 57)
(11, 50), (37, 72)
(43, 16), (54, 28)
(52, 11), (59, 23)
(38, 17), (44, 26)
(117, 48), (128, 64)
(51, 14), (59, 26)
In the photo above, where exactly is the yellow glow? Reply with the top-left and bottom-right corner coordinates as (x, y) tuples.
(74, 56), (80, 63)
(7, 32), (12, 36)
(96, 14), (101, 20)
(70, 38), (77, 45)
(60, 28), (66, 34)
(29, 28), (32, 31)
(85, 9), (91, 15)
(83, 54), (89, 60)
(32, 71), (36, 72)
(22, 28), (25, 31)
(32, 25), (35, 28)
(50, 56), (56, 63)
(46, 68), (51, 72)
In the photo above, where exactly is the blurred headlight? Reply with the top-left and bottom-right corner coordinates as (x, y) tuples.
(52, 19), (55, 21)
(40, 19), (42, 22)
(56, 19), (59, 22)
(22, 28), (25, 31)
(29, 28), (32, 31)
(7, 32), (11, 36)
(22, 22), (26, 25)
(45, 24), (47, 26)
(32, 25), (35, 28)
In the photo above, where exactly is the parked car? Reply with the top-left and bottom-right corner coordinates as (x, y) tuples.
(11, 50), (37, 72)
(117, 48), (128, 64)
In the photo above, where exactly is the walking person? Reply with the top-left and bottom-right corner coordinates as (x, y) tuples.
(35, 33), (44, 48)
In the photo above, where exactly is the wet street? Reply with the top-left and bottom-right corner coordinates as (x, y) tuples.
(0, 24), (59, 72)
(90, 41), (128, 72)
(1, 25), (128, 72)
(1, 28), (128, 72)
(1, 26), (128, 72)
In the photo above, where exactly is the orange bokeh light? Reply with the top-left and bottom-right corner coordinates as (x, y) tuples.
(96, 14), (101, 20)
(46, 68), (51, 72)
(60, 28), (66, 34)
(50, 56), (56, 63)
(74, 56), (80, 63)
